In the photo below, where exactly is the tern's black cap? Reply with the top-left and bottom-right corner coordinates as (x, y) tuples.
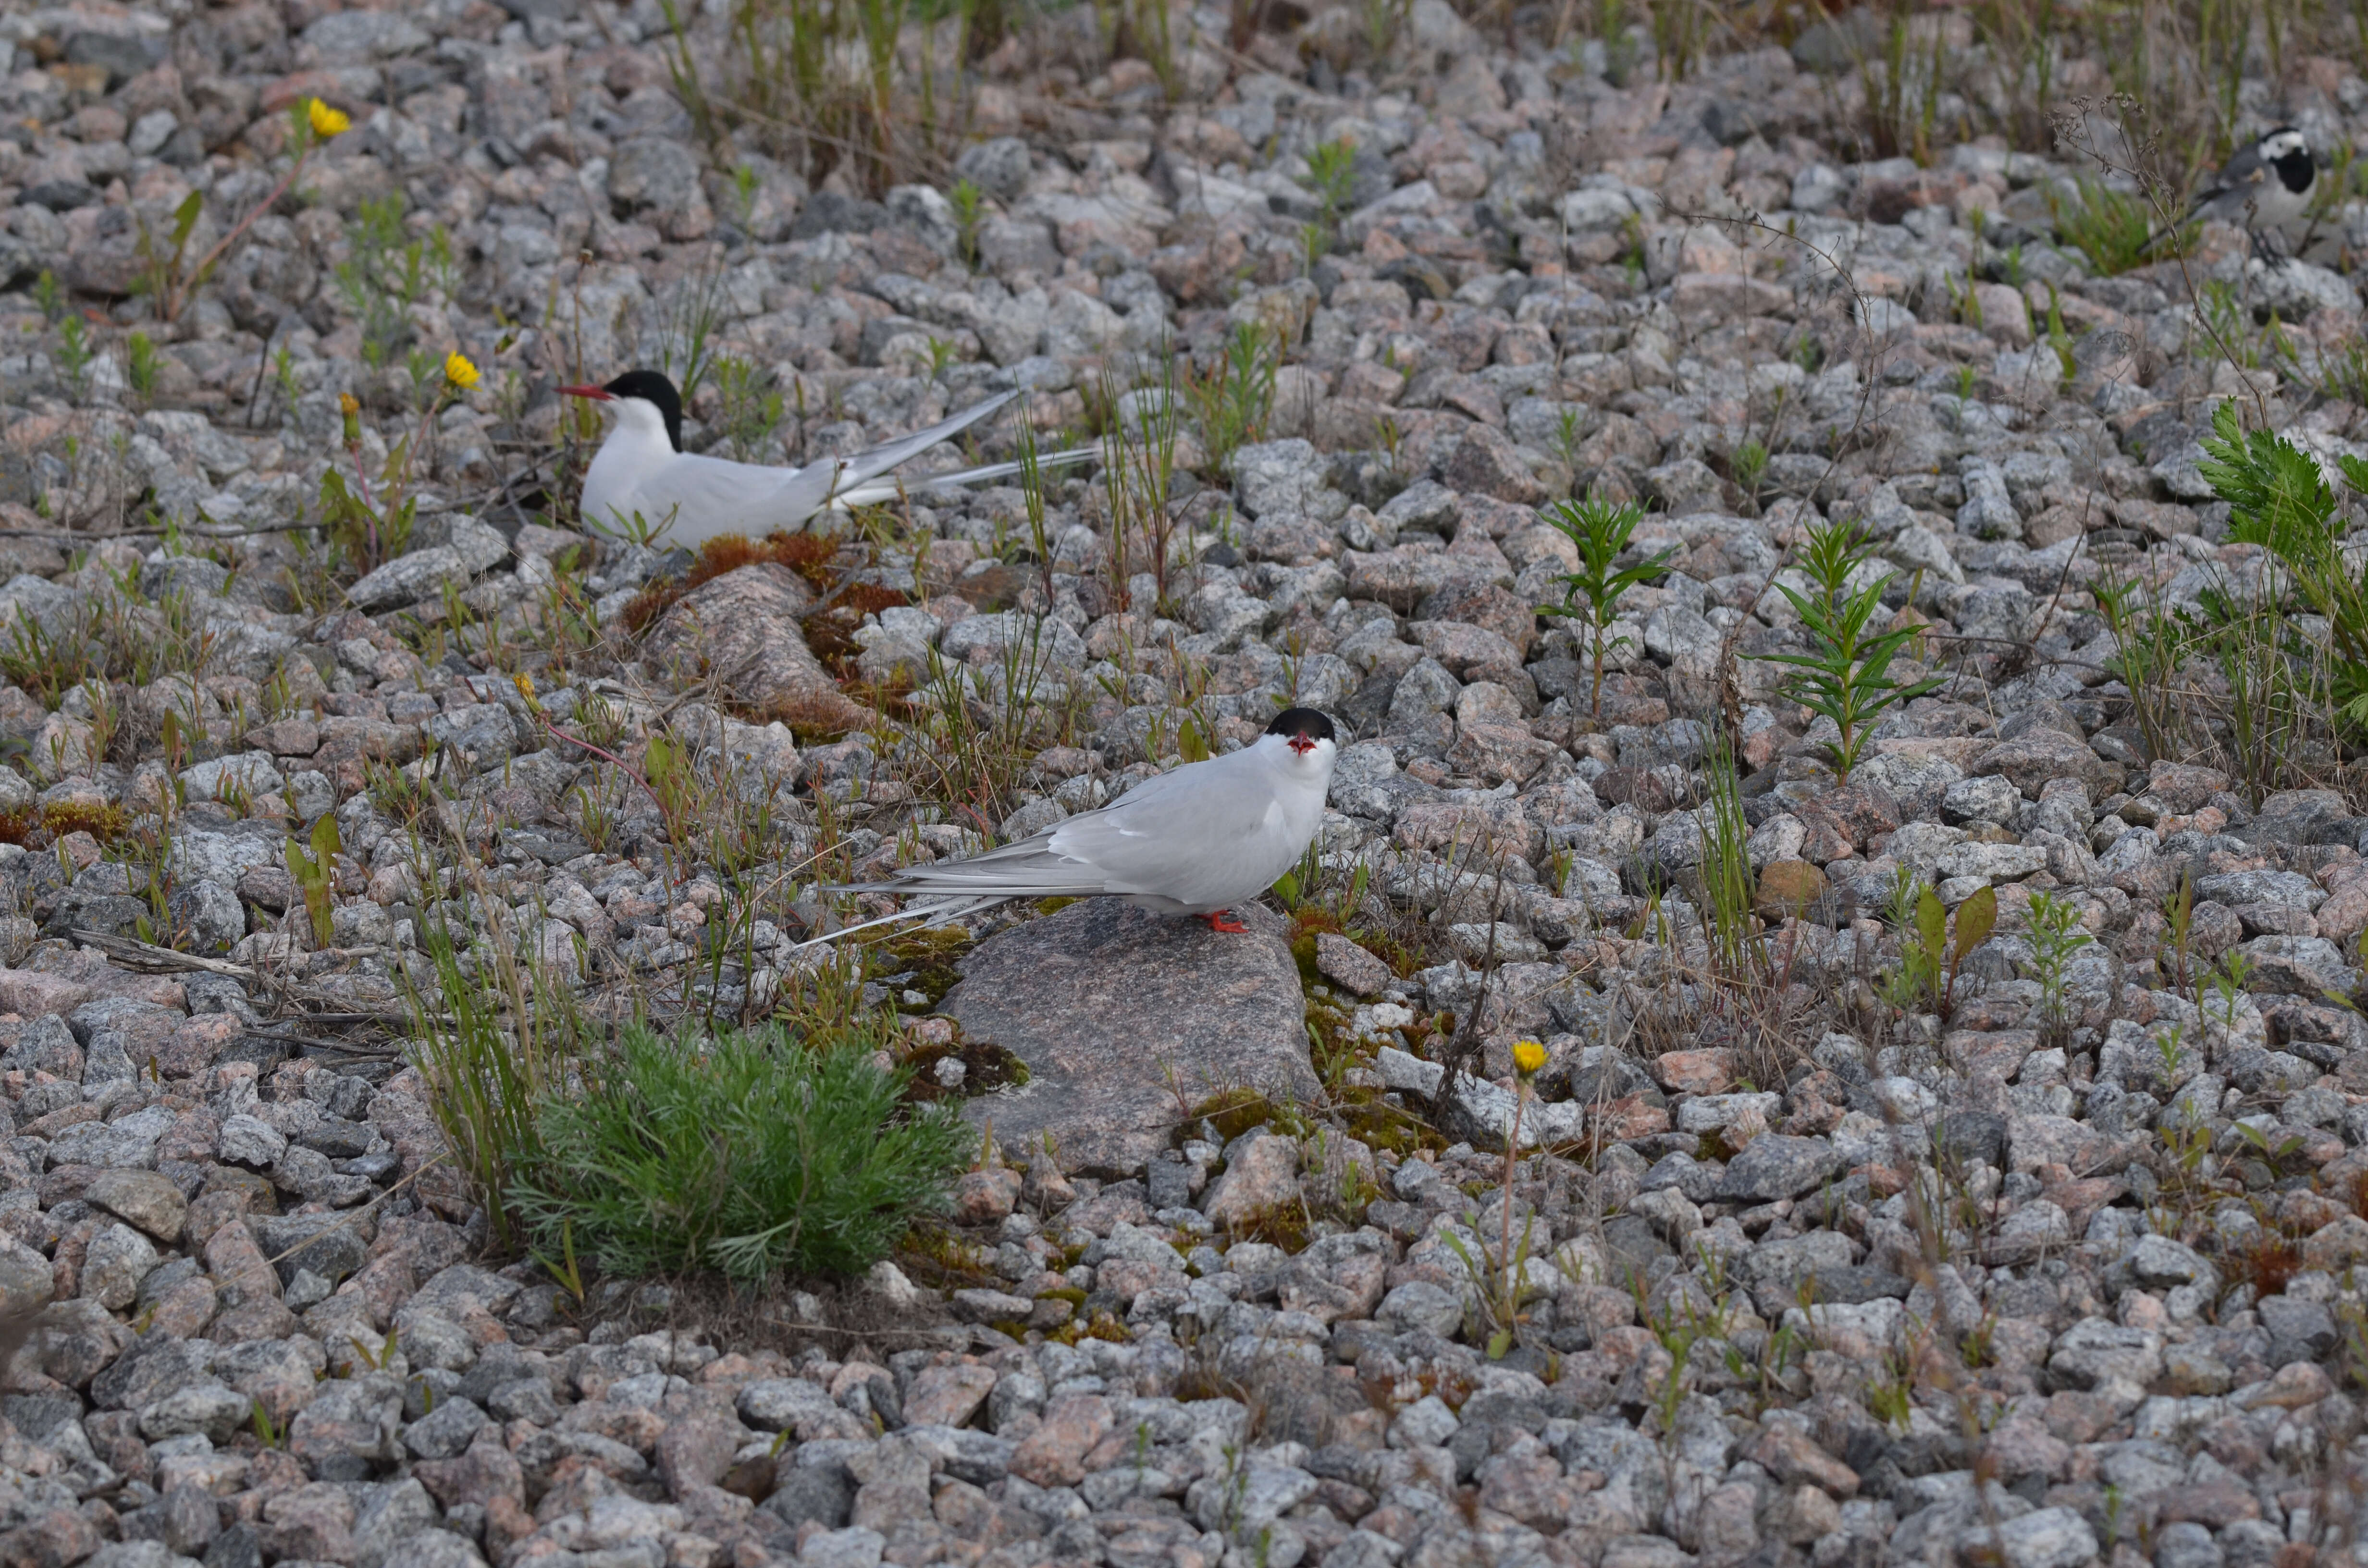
(1267, 708), (1335, 742)
(604, 369), (684, 452)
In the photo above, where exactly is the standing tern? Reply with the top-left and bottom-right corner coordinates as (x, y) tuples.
(802, 708), (1340, 945)
(560, 370), (1094, 546)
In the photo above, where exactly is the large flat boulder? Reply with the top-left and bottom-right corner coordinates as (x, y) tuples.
(942, 900), (1316, 1176)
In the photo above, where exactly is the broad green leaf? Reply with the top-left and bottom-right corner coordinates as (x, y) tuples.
(1953, 885), (1997, 960)
(1915, 888), (1945, 959)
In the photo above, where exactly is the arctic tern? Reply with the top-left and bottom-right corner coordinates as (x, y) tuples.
(561, 370), (1093, 547)
(802, 708), (1341, 945)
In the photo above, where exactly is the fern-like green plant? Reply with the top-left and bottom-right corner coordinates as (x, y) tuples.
(2197, 400), (2368, 731)
(1748, 520), (1943, 782)
(1537, 495), (1674, 723)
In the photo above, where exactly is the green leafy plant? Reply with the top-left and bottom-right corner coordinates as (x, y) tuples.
(1883, 872), (1997, 1022)
(1538, 495), (1673, 723)
(55, 314), (92, 401)
(1750, 519), (1943, 783)
(1728, 437), (1769, 503)
(950, 177), (984, 270)
(1298, 139), (1358, 257)
(2022, 890), (2093, 1046)
(132, 192), (206, 320)
(2209, 950), (2254, 1030)
(510, 1021), (972, 1282)
(2198, 400), (2368, 734)
(126, 331), (159, 407)
(1186, 322), (1277, 477)
(334, 192), (452, 370)
(283, 812), (340, 949)
(143, 98), (351, 324)
(711, 357), (784, 463)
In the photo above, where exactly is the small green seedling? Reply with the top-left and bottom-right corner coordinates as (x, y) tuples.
(284, 812), (341, 949)
(1538, 495), (1674, 722)
(1749, 518), (1943, 782)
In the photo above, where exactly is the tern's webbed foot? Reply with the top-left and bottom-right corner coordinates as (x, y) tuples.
(1199, 910), (1250, 933)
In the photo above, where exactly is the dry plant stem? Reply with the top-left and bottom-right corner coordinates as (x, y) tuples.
(2055, 97), (2268, 427)
(164, 146), (315, 324)
(346, 437), (380, 516)
(1500, 1086), (1524, 1311)
(537, 715), (668, 820)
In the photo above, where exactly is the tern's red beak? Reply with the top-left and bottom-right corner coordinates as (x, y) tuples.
(1288, 735), (1316, 755)
(558, 384), (614, 401)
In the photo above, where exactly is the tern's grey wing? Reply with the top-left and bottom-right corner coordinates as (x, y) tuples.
(831, 446), (1101, 510)
(846, 828), (1115, 899)
(766, 390), (1021, 528)
(846, 748), (1300, 909)
(628, 453), (806, 546)
(844, 389), (1021, 485)
(1036, 749), (1307, 909)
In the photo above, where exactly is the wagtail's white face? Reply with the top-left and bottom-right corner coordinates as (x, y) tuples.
(2259, 128), (2309, 166)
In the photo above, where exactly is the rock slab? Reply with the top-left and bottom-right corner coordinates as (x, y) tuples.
(942, 899), (1316, 1175)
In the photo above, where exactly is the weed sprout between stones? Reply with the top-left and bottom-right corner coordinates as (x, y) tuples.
(1881, 872), (1996, 1025)
(2023, 890), (2093, 1046)
(1537, 494), (1672, 723)
(1749, 518), (1943, 784)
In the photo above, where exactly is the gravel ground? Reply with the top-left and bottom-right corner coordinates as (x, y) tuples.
(7, 4), (2368, 1568)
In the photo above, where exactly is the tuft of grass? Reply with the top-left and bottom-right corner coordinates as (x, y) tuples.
(710, 357), (785, 463)
(1698, 732), (1755, 976)
(126, 332), (159, 407)
(1187, 323), (1278, 479)
(2046, 176), (2170, 275)
(335, 192), (455, 373)
(510, 1020), (973, 1282)
(2201, 399), (2368, 735)
(407, 913), (551, 1254)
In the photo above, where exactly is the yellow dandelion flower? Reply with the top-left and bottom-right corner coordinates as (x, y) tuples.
(444, 351), (481, 390)
(307, 99), (351, 139)
(1512, 1039), (1546, 1078)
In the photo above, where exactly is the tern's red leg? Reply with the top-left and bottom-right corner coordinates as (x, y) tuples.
(1200, 910), (1249, 933)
